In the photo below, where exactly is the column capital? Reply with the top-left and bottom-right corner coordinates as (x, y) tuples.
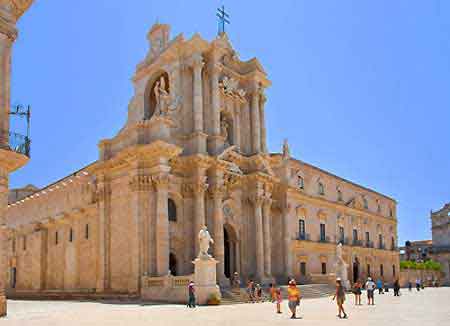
(129, 175), (152, 192)
(249, 195), (264, 207)
(209, 184), (226, 198)
(152, 173), (170, 189)
(189, 52), (204, 69)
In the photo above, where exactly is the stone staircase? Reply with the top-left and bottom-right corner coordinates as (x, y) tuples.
(220, 283), (335, 305)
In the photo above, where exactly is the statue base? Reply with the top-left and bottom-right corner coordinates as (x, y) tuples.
(0, 294), (6, 317)
(193, 257), (221, 305)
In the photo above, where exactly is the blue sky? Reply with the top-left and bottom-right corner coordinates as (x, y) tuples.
(9, 1), (450, 245)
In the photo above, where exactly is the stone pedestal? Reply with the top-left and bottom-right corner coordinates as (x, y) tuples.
(147, 116), (175, 143)
(335, 261), (350, 290)
(0, 294), (5, 317)
(192, 257), (221, 305)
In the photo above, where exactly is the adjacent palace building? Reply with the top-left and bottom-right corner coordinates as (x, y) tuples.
(3, 24), (399, 298)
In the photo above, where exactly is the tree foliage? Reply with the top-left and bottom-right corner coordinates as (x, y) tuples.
(400, 260), (441, 271)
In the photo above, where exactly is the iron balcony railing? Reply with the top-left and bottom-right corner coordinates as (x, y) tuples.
(353, 239), (363, 247)
(319, 235), (331, 243)
(296, 232), (311, 241)
(0, 130), (31, 157)
(337, 237), (349, 245)
(365, 241), (374, 248)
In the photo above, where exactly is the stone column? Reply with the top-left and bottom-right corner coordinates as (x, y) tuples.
(153, 173), (170, 276)
(233, 98), (241, 151)
(283, 203), (294, 279)
(95, 175), (110, 291)
(192, 54), (204, 133)
(210, 65), (220, 136)
(259, 93), (268, 153)
(209, 184), (226, 283)
(193, 181), (207, 257)
(251, 87), (261, 154)
(251, 196), (265, 280)
(0, 33), (13, 148)
(262, 198), (272, 277)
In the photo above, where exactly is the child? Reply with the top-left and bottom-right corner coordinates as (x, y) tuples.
(275, 287), (282, 314)
(333, 278), (348, 319)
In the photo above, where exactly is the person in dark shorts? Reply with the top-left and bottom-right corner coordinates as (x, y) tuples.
(187, 280), (196, 308)
(393, 279), (400, 296)
(352, 279), (362, 305)
(365, 277), (376, 305)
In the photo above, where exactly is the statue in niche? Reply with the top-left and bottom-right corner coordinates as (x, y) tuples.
(221, 119), (229, 141)
(152, 75), (181, 118)
(198, 225), (214, 259)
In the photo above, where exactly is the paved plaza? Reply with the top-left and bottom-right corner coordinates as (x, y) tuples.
(3, 287), (450, 326)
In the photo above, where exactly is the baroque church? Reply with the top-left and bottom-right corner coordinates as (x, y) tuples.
(3, 24), (399, 298)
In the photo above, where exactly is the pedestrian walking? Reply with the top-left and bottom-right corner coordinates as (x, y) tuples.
(247, 280), (255, 303)
(377, 278), (383, 294)
(333, 278), (348, 319)
(287, 279), (301, 319)
(255, 283), (262, 302)
(393, 279), (400, 296)
(187, 280), (196, 308)
(352, 279), (362, 305)
(415, 278), (421, 291)
(365, 277), (376, 305)
(408, 281), (412, 291)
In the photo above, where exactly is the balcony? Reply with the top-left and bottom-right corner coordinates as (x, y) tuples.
(378, 243), (386, 250)
(352, 239), (363, 247)
(0, 130), (31, 158)
(296, 233), (311, 241)
(318, 235), (331, 243)
(337, 237), (349, 245)
(365, 241), (374, 248)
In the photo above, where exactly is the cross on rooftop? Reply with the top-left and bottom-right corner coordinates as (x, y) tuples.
(216, 5), (230, 35)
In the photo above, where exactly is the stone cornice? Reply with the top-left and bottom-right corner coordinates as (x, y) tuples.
(0, 149), (28, 173)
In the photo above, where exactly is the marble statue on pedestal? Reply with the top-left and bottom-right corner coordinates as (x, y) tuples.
(193, 226), (221, 304)
(198, 225), (214, 259)
(335, 243), (350, 289)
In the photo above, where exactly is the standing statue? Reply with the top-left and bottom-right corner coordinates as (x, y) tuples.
(335, 243), (350, 289)
(282, 139), (290, 160)
(198, 225), (214, 259)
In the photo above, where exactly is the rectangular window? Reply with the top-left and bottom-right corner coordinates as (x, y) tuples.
(391, 237), (395, 250)
(300, 262), (306, 276)
(321, 262), (327, 275)
(320, 223), (326, 241)
(367, 264), (371, 276)
(380, 264), (384, 277)
(69, 228), (73, 242)
(392, 265), (396, 277)
(378, 234), (383, 249)
(85, 224), (89, 239)
(55, 231), (59, 245)
(365, 231), (370, 246)
(23, 236), (26, 251)
(353, 229), (358, 243)
(299, 219), (305, 239)
(339, 226), (345, 243)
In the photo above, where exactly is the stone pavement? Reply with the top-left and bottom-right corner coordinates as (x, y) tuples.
(3, 287), (450, 326)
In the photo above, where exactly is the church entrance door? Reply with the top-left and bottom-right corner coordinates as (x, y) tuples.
(224, 224), (238, 279)
(353, 258), (360, 283)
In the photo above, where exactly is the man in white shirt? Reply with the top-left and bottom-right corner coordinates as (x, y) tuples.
(365, 277), (376, 305)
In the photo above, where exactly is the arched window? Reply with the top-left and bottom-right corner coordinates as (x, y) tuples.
(363, 196), (368, 209)
(318, 182), (325, 195)
(168, 198), (177, 222)
(297, 176), (304, 190)
(337, 188), (343, 201)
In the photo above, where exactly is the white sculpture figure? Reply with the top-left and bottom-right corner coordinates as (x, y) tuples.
(198, 225), (214, 259)
(335, 243), (350, 289)
(282, 139), (290, 160)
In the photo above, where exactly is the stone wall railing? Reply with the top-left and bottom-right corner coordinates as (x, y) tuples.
(141, 274), (194, 303)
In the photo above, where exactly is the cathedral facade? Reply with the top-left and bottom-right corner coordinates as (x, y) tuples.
(3, 24), (399, 297)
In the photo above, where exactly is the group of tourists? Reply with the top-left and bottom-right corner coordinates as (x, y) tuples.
(186, 274), (410, 319)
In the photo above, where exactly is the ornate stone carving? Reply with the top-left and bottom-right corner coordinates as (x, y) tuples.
(129, 175), (152, 192)
(208, 184), (226, 198)
(152, 174), (170, 189)
(219, 75), (246, 100)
